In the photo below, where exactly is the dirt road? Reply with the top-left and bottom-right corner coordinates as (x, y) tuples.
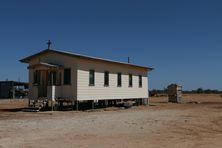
(0, 94), (222, 148)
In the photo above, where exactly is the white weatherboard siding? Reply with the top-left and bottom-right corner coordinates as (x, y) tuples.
(77, 58), (148, 101)
(28, 52), (78, 99)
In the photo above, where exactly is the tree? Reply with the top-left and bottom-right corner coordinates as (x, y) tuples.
(196, 88), (204, 93)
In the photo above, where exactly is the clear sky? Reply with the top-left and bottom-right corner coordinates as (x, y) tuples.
(0, 0), (221, 90)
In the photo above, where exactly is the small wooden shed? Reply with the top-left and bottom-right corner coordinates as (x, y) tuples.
(167, 84), (182, 103)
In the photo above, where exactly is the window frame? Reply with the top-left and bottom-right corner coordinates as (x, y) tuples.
(117, 72), (122, 87)
(129, 74), (133, 87)
(139, 75), (142, 88)
(104, 71), (109, 87)
(33, 70), (40, 85)
(57, 72), (62, 86)
(89, 69), (95, 86)
(63, 68), (71, 85)
(48, 71), (57, 86)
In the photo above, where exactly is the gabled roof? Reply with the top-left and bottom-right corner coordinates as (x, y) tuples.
(20, 49), (154, 71)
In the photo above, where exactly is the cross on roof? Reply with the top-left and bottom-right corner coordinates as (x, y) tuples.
(47, 40), (52, 49)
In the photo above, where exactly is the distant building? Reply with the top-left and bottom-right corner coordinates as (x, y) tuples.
(0, 81), (28, 99)
(20, 49), (153, 109)
(167, 84), (182, 103)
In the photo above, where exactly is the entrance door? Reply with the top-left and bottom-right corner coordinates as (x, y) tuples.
(38, 71), (47, 97)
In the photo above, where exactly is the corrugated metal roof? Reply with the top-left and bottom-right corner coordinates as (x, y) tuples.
(20, 49), (154, 71)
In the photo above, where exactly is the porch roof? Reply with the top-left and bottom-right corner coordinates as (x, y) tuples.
(28, 62), (63, 69)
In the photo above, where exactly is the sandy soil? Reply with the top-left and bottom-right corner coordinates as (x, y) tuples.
(0, 94), (222, 148)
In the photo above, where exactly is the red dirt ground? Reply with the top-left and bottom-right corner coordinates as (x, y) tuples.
(0, 94), (222, 148)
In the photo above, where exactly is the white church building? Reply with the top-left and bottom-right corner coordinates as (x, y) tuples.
(20, 48), (153, 110)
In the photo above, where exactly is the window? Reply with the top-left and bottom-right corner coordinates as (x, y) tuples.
(117, 73), (122, 87)
(139, 75), (142, 87)
(104, 71), (109, 86)
(33, 70), (40, 84)
(58, 72), (62, 85)
(129, 74), (133, 87)
(49, 71), (57, 85)
(89, 69), (95, 86)
(64, 68), (71, 85)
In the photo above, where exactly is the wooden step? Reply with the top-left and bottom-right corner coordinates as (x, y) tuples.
(22, 107), (40, 112)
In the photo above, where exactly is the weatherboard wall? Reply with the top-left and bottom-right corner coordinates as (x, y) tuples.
(76, 58), (148, 101)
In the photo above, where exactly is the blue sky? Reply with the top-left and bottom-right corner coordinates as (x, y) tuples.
(0, 0), (221, 90)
